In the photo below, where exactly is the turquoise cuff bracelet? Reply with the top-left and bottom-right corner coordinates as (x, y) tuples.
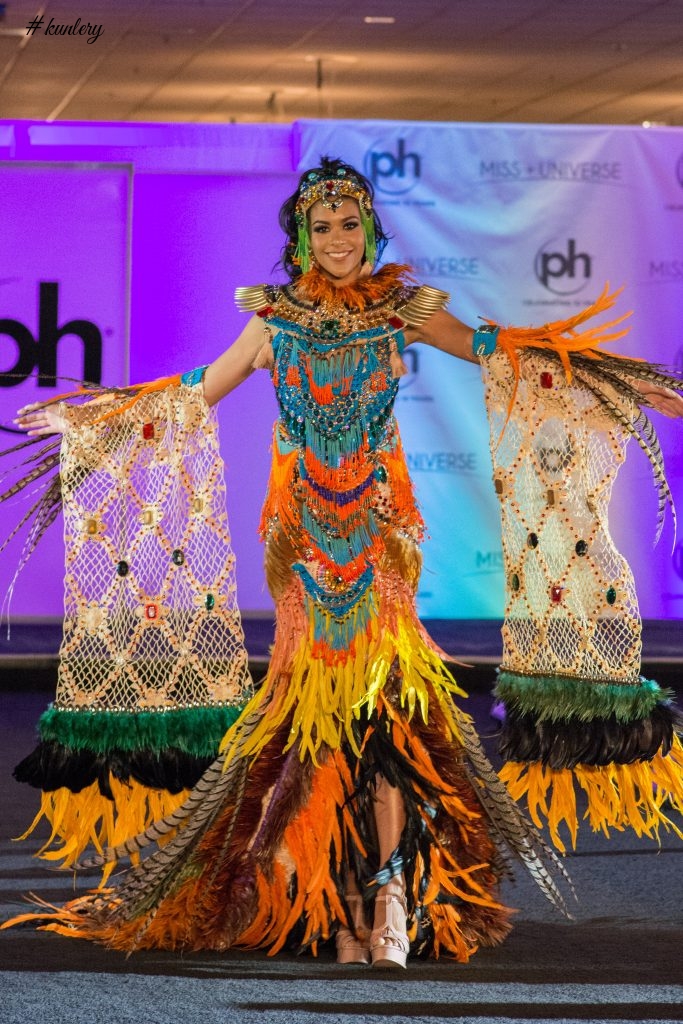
(472, 324), (499, 357)
(181, 365), (209, 387)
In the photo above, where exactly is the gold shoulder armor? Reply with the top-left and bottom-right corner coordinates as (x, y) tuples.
(395, 285), (450, 328)
(234, 285), (272, 313)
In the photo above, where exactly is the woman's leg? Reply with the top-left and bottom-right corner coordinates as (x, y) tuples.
(371, 774), (409, 968)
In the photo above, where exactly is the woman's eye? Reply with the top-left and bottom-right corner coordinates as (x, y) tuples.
(344, 221), (360, 230)
(313, 225), (329, 233)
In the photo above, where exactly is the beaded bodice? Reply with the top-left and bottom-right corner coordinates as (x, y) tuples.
(237, 266), (449, 653)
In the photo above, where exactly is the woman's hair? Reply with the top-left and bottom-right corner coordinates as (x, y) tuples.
(277, 155), (390, 280)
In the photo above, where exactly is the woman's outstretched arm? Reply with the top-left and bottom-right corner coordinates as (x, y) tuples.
(404, 307), (478, 364)
(15, 314), (267, 435)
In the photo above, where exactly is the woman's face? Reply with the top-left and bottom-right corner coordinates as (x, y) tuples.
(308, 197), (366, 286)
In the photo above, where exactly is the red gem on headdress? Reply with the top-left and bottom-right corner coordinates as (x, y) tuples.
(388, 316), (405, 329)
(550, 585), (563, 604)
(144, 602), (159, 620)
(257, 306), (274, 318)
(540, 372), (553, 389)
(325, 181), (335, 191)
(142, 422), (155, 440)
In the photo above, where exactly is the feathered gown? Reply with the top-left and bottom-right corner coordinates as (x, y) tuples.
(4, 265), (570, 959)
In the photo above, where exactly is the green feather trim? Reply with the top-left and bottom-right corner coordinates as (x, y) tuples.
(37, 703), (246, 757)
(361, 206), (376, 266)
(495, 670), (672, 723)
(294, 218), (311, 274)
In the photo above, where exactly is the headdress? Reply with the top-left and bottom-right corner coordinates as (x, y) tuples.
(293, 165), (376, 274)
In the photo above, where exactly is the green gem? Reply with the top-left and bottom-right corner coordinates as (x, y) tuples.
(509, 573), (520, 592)
(575, 540), (588, 556)
(606, 586), (617, 606)
(375, 465), (388, 483)
(116, 560), (129, 577)
(172, 549), (185, 566)
(205, 594), (215, 611)
(319, 319), (340, 337)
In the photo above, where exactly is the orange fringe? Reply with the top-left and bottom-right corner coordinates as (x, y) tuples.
(295, 263), (414, 311)
(494, 284), (633, 436)
(500, 734), (683, 854)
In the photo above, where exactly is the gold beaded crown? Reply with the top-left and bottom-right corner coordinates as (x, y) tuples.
(293, 167), (376, 273)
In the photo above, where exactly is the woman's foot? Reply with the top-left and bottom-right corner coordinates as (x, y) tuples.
(336, 895), (371, 965)
(370, 892), (409, 969)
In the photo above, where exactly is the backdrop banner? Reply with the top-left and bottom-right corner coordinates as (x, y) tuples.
(1, 121), (682, 619)
(294, 120), (683, 618)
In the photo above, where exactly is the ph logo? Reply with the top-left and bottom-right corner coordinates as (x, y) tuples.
(0, 281), (103, 387)
(534, 238), (592, 295)
(364, 138), (421, 195)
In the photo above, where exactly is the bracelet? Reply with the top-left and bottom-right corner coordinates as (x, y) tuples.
(181, 365), (209, 387)
(472, 324), (499, 357)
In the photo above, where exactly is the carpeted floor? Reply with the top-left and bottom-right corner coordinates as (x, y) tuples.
(1, 659), (682, 1024)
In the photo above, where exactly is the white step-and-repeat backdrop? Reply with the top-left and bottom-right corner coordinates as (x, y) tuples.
(1, 119), (682, 618)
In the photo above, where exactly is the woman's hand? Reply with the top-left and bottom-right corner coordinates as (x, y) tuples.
(14, 402), (71, 436)
(634, 380), (683, 419)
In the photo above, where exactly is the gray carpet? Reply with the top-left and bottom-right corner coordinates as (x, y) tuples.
(2, 684), (682, 1024)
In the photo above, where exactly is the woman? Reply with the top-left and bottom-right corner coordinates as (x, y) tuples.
(10, 157), (683, 967)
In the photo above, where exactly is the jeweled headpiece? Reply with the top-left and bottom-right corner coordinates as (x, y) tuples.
(293, 166), (376, 274)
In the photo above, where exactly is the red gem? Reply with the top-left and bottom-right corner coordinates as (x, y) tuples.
(550, 585), (563, 604)
(325, 181), (335, 191)
(142, 422), (155, 440)
(257, 306), (274, 318)
(540, 372), (553, 389)
(144, 602), (158, 620)
(388, 316), (405, 329)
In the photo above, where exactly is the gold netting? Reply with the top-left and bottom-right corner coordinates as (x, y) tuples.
(482, 348), (641, 682)
(55, 382), (252, 714)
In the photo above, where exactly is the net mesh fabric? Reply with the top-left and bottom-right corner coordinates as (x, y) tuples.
(482, 349), (641, 683)
(55, 384), (252, 713)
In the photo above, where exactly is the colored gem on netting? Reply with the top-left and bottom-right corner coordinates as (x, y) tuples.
(85, 518), (99, 535)
(546, 489), (555, 506)
(540, 372), (553, 389)
(606, 586), (617, 605)
(205, 594), (215, 611)
(509, 573), (520, 592)
(142, 422), (155, 440)
(375, 465), (388, 483)
(192, 497), (204, 514)
(527, 532), (539, 549)
(116, 560), (129, 577)
(144, 602), (159, 620)
(575, 540), (588, 556)
(550, 585), (563, 604)
(172, 549), (185, 566)
(494, 478), (504, 495)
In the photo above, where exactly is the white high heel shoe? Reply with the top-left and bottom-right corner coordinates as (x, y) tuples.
(335, 895), (371, 965)
(370, 893), (409, 969)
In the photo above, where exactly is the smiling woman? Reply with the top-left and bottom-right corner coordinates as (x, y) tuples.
(308, 199), (367, 285)
(5, 155), (683, 971)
